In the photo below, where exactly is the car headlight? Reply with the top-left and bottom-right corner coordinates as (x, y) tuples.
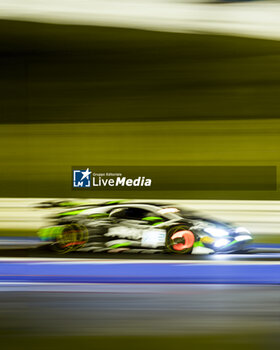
(204, 226), (229, 237)
(214, 238), (230, 248)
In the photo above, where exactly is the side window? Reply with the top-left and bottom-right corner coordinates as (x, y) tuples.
(109, 207), (165, 222)
(126, 208), (150, 220)
(110, 207), (148, 220)
(109, 207), (129, 219)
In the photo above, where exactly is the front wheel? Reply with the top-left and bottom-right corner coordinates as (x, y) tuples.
(166, 225), (195, 254)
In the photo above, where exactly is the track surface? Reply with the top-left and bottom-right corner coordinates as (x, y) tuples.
(0, 285), (279, 336)
(0, 257), (279, 284)
(0, 243), (279, 338)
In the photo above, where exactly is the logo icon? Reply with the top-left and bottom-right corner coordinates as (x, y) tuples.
(73, 168), (91, 188)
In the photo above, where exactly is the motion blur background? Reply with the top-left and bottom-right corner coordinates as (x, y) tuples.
(0, 0), (280, 199)
(0, 1), (280, 349)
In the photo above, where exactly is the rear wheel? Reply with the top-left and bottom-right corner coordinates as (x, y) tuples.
(166, 225), (195, 254)
(52, 223), (88, 253)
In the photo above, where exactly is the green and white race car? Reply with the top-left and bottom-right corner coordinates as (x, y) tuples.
(38, 200), (253, 254)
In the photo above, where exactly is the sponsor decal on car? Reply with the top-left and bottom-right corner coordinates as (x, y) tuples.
(201, 236), (215, 244)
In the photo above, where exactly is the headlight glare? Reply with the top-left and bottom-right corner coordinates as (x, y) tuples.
(214, 238), (230, 248)
(204, 226), (229, 237)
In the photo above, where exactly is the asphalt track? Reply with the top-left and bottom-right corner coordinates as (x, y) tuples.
(0, 242), (279, 337)
(0, 285), (279, 337)
(0, 257), (279, 337)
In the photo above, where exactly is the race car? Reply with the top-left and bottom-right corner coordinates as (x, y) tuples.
(38, 200), (253, 254)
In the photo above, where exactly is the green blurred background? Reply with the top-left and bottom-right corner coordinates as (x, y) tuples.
(0, 20), (280, 199)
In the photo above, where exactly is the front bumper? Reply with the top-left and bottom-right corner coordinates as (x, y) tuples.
(200, 234), (253, 253)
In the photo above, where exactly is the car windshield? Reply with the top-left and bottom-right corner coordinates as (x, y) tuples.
(110, 207), (163, 221)
(157, 206), (204, 220)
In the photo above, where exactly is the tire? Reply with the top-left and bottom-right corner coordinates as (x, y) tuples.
(51, 223), (88, 254)
(166, 225), (195, 254)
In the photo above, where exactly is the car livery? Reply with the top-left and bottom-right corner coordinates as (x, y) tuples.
(38, 200), (253, 254)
